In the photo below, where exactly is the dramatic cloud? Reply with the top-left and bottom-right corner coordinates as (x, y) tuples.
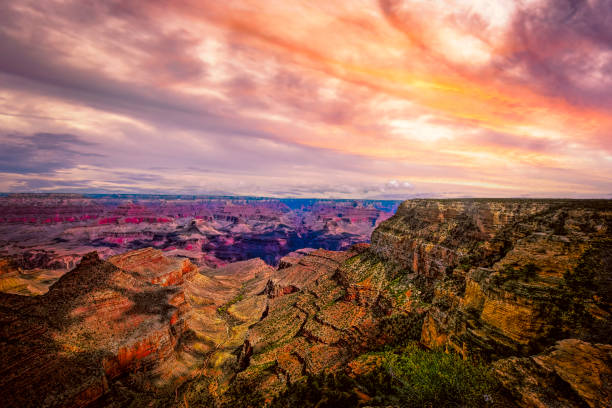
(0, 0), (610, 198)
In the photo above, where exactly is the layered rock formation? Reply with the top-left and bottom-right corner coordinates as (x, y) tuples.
(173, 257), (275, 390)
(0, 199), (610, 407)
(234, 247), (382, 398)
(371, 200), (612, 359)
(108, 247), (198, 286)
(0, 194), (398, 271)
(226, 199), (612, 407)
(493, 339), (612, 408)
(0, 251), (192, 407)
(0, 247), (278, 407)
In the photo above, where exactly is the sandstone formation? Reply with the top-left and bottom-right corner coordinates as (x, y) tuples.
(0, 199), (610, 407)
(493, 339), (612, 408)
(277, 248), (316, 269)
(108, 247), (198, 286)
(0, 251), (192, 408)
(0, 244), (286, 407)
(234, 247), (383, 398)
(172, 257), (275, 391)
(227, 199), (612, 406)
(370, 200), (612, 359)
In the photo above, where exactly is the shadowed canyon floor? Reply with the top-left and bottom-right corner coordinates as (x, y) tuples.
(0, 199), (611, 407)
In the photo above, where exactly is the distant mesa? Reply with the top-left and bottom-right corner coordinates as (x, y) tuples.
(0, 195), (399, 272)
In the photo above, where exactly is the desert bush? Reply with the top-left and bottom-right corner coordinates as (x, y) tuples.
(270, 343), (499, 408)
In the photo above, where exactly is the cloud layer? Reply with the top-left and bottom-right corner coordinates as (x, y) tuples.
(0, 0), (610, 198)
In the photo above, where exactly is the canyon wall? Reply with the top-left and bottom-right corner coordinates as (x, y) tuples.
(0, 195), (398, 277)
(0, 199), (610, 407)
(231, 199), (611, 407)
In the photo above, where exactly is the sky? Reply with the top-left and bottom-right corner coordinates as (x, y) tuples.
(0, 0), (611, 199)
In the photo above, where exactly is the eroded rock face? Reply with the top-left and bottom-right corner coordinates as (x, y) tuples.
(0, 245), (283, 407)
(369, 200), (612, 359)
(277, 248), (316, 270)
(0, 194), (398, 269)
(228, 199), (611, 406)
(230, 245), (426, 400)
(0, 251), (192, 407)
(370, 199), (612, 407)
(236, 249), (366, 396)
(493, 339), (612, 408)
(108, 247), (198, 286)
(170, 257), (275, 389)
(1, 199), (610, 407)
(371, 199), (554, 282)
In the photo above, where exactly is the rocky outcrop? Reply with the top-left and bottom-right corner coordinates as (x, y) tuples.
(0, 251), (194, 407)
(368, 200), (611, 356)
(225, 199), (611, 406)
(109, 247), (198, 286)
(234, 249), (364, 397)
(1, 250), (81, 270)
(371, 199), (554, 282)
(0, 246), (281, 407)
(370, 199), (612, 407)
(493, 339), (612, 408)
(260, 279), (299, 298)
(228, 246), (420, 401)
(277, 248), (316, 269)
(1, 199), (609, 407)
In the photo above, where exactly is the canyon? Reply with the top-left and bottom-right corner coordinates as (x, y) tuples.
(0, 194), (397, 295)
(0, 198), (610, 407)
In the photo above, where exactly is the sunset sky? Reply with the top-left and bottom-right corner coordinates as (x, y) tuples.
(0, 0), (611, 198)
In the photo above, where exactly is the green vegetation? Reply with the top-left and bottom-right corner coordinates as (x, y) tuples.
(217, 290), (246, 315)
(220, 368), (272, 408)
(176, 376), (217, 408)
(270, 343), (499, 408)
(387, 274), (410, 304)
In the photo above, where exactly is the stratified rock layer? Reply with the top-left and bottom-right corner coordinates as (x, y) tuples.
(370, 200), (611, 356)
(233, 199), (611, 407)
(1, 199), (610, 408)
(0, 195), (398, 269)
(493, 339), (612, 408)
(0, 251), (192, 407)
(109, 247), (198, 286)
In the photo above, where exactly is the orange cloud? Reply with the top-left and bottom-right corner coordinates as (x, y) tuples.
(0, 0), (610, 197)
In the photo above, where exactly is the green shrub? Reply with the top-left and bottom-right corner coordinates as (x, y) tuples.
(271, 343), (499, 407)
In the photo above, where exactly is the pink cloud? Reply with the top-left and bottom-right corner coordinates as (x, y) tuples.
(0, 0), (610, 198)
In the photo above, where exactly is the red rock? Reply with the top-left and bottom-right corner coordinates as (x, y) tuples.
(108, 247), (197, 286)
(0, 194), (398, 269)
(0, 250), (195, 407)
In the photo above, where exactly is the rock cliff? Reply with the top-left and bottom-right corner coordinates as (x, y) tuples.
(0, 199), (610, 407)
(227, 199), (611, 407)
(372, 200), (611, 359)
(0, 251), (192, 407)
(0, 195), (397, 269)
